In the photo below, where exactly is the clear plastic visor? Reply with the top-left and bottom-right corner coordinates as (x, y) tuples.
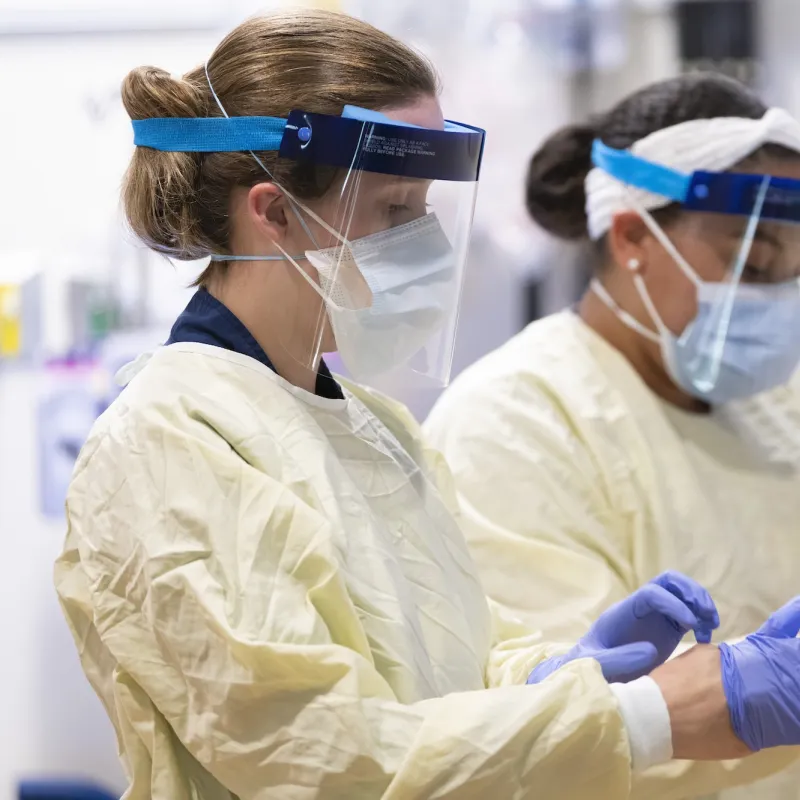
(592, 139), (800, 398)
(655, 172), (800, 396)
(270, 111), (484, 390)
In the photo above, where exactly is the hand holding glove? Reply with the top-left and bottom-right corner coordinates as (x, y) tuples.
(721, 596), (800, 751)
(527, 571), (719, 685)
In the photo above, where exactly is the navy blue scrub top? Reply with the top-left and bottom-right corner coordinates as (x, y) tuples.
(167, 289), (344, 400)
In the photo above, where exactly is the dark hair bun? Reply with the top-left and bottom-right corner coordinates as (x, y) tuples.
(525, 122), (597, 241)
(525, 73), (773, 244)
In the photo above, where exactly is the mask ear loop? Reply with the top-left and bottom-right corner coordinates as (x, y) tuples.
(609, 190), (701, 349)
(625, 192), (702, 289)
(590, 275), (660, 343)
(204, 60), (355, 252)
(270, 240), (348, 312)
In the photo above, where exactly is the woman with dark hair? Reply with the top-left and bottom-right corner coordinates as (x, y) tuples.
(427, 72), (800, 798)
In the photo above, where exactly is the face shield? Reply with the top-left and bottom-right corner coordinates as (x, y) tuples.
(592, 139), (800, 403)
(132, 102), (485, 390)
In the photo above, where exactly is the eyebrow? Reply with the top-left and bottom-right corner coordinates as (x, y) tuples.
(726, 227), (783, 249)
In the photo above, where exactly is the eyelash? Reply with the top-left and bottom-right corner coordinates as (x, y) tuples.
(743, 264), (769, 282)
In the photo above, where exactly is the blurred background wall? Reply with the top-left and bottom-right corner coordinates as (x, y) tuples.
(0, 0), (790, 795)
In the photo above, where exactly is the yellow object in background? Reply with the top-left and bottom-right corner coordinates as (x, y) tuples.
(0, 284), (21, 357)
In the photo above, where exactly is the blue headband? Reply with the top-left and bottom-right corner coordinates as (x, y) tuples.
(132, 105), (472, 152)
(131, 105), (486, 182)
(132, 116), (287, 152)
(592, 138), (800, 222)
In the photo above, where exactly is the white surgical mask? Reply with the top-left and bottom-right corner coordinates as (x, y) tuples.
(592, 199), (800, 405)
(305, 213), (456, 380)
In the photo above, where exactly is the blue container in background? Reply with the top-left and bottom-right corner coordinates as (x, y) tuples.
(19, 781), (117, 800)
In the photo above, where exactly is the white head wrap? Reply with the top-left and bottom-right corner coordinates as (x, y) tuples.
(585, 107), (800, 241)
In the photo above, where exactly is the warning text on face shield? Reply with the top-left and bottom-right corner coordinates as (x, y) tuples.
(364, 135), (436, 159)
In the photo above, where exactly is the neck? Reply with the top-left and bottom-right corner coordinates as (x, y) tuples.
(579, 288), (709, 413)
(206, 274), (320, 394)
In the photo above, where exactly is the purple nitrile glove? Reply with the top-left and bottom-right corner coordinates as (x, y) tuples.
(527, 571), (720, 685)
(721, 595), (800, 752)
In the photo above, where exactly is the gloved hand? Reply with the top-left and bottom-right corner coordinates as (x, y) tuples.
(527, 571), (719, 685)
(720, 596), (800, 752)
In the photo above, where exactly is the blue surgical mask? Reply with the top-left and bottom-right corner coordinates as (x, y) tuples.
(592, 276), (800, 405)
(664, 280), (800, 403)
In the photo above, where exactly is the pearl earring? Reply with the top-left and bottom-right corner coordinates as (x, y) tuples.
(627, 258), (641, 272)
